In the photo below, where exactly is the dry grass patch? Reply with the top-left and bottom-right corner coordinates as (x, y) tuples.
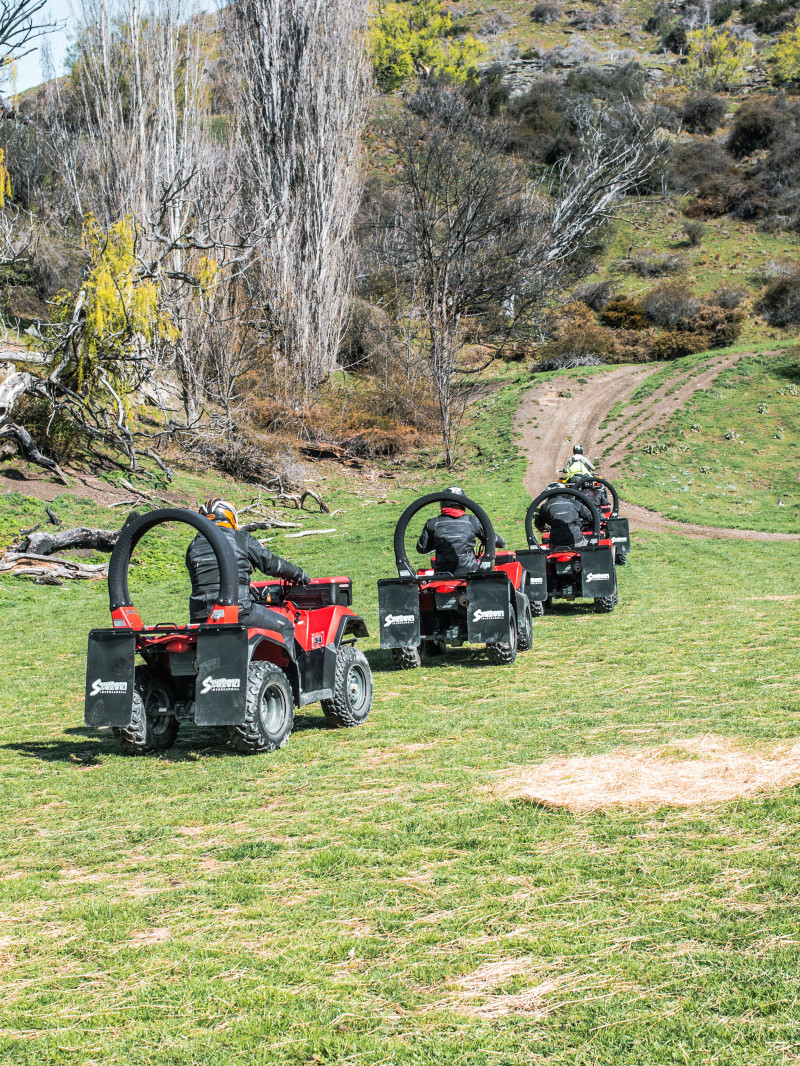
(493, 736), (800, 812)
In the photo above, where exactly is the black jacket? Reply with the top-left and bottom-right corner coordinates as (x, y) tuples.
(534, 495), (592, 549)
(416, 512), (502, 576)
(186, 527), (301, 622)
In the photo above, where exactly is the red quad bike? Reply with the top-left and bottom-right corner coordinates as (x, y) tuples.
(377, 492), (534, 668)
(572, 475), (631, 566)
(84, 508), (373, 755)
(515, 486), (619, 614)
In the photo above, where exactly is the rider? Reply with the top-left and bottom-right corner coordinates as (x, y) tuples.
(534, 483), (593, 549)
(416, 487), (505, 576)
(562, 444), (595, 481)
(186, 498), (310, 635)
(568, 472), (609, 509)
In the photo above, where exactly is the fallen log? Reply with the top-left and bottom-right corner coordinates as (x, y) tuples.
(283, 528), (337, 539)
(0, 552), (109, 583)
(20, 526), (119, 555)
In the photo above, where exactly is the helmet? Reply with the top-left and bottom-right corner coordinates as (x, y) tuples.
(446, 486), (465, 495)
(199, 497), (238, 530)
(573, 444), (584, 455)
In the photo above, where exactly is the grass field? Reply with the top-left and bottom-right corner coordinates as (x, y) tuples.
(2, 366), (800, 1064)
(615, 348), (800, 532)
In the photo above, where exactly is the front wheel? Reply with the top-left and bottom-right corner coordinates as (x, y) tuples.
(392, 646), (421, 670)
(113, 666), (179, 756)
(616, 551), (628, 566)
(229, 662), (294, 754)
(517, 600), (533, 651)
(322, 646), (373, 728)
(594, 591), (618, 613)
(488, 608), (518, 665)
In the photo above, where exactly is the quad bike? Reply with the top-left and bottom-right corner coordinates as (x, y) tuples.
(377, 491), (535, 668)
(515, 486), (619, 614)
(572, 475), (631, 565)
(84, 508), (372, 755)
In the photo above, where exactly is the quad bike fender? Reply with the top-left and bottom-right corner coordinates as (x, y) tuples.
(579, 547), (616, 599)
(515, 549), (549, 601)
(194, 624), (250, 726)
(294, 613), (369, 708)
(378, 579), (421, 649)
(466, 572), (513, 645)
(606, 516), (631, 554)
(85, 628), (136, 727)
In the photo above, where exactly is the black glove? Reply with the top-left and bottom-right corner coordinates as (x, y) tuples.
(288, 566), (311, 586)
(495, 535), (506, 549)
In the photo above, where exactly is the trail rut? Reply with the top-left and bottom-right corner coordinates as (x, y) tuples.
(514, 352), (800, 541)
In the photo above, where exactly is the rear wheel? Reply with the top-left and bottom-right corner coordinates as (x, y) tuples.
(488, 608), (518, 665)
(229, 662), (294, 754)
(392, 646), (421, 670)
(517, 600), (533, 651)
(113, 666), (178, 755)
(322, 646), (373, 728)
(594, 591), (618, 613)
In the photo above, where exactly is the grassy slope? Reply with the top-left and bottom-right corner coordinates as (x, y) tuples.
(614, 347), (800, 531)
(2, 374), (800, 1064)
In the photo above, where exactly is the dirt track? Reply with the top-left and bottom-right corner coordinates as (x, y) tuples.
(514, 353), (800, 541)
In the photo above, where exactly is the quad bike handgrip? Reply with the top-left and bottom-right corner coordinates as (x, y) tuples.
(393, 492), (497, 579)
(525, 487), (602, 547)
(572, 475), (620, 516)
(107, 507), (240, 611)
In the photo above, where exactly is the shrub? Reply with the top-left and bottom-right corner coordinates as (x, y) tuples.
(530, 0), (563, 22)
(573, 279), (615, 310)
(649, 331), (711, 360)
(774, 15), (800, 84)
(727, 98), (791, 157)
(670, 138), (731, 194)
(564, 61), (647, 101)
(663, 21), (689, 54)
(629, 252), (689, 277)
(684, 221), (706, 246)
(743, 0), (798, 35)
(756, 267), (800, 324)
(681, 92), (727, 134)
(371, 1), (487, 91)
(641, 282), (700, 328)
(481, 12), (513, 35)
(570, 3), (622, 29)
(506, 79), (578, 163)
(690, 302), (744, 345)
(537, 301), (615, 367)
(601, 295), (650, 329)
(710, 284), (748, 308)
(681, 27), (755, 91)
(711, 0), (737, 22)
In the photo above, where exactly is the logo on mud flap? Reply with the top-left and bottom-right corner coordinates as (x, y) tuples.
(383, 614), (416, 627)
(89, 679), (128, 697)
(472, 609), (505, 621)
(585, 573), (610, 582)
(200, 676), (241, 695)
(529, 577), (544, 584)
(611, 537), (627, 544)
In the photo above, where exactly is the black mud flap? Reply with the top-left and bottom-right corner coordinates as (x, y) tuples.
(466, 573), (511, 645)
(85, 629), (136, 727)
(515, 549), (548, 601)
(580, 548), (616, 599)
(607, 517), (631, 555)
(194, 624), (249, 726)
(378, 579), (421, 649)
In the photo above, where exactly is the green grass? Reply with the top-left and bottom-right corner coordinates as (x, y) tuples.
(616, 349), (800, 532)
(2, 371), (800, 1063)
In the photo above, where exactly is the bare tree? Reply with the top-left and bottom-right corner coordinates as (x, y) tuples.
(232, 0), (372, 400)
(368, 89), (667, 468)
(0, 0), (60, 60)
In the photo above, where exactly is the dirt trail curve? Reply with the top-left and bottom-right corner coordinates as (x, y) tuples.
(514, 351), (800, 541)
